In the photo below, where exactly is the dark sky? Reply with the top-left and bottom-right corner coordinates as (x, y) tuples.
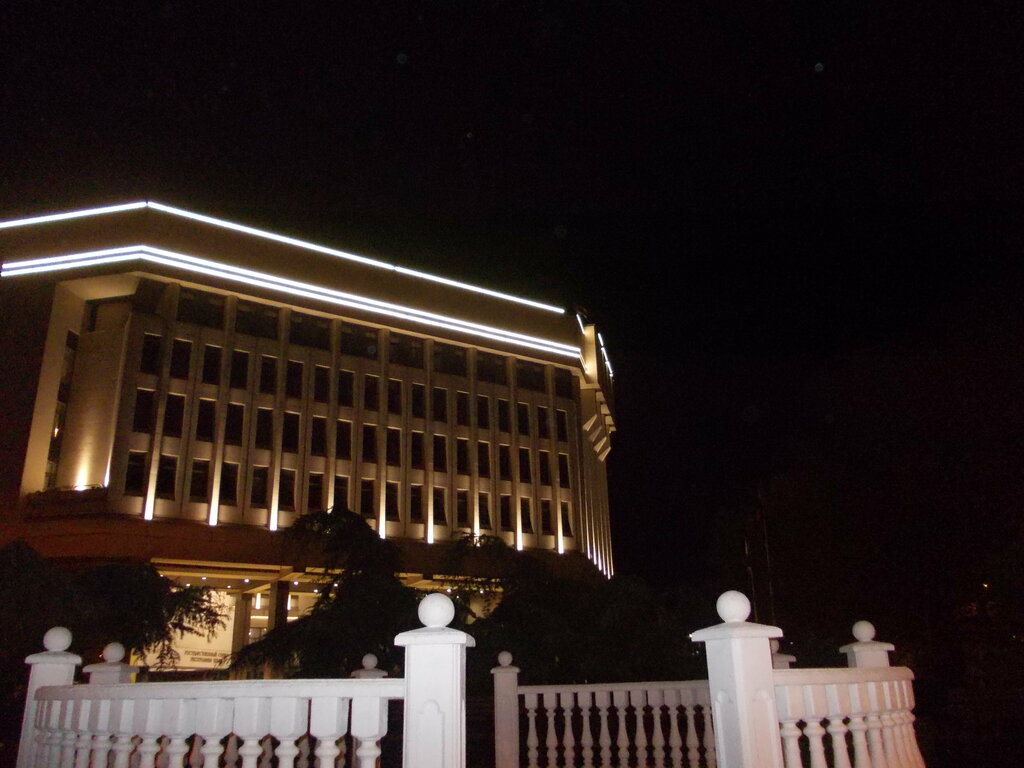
(3, 2), (1023, 594)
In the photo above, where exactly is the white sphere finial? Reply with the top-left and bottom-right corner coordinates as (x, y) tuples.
(852, 620), (876, 642)
(43, 627), (72, 652)
(102, 642), (126, 663)
(361, 653), (378, 670)
(418, 593), (455, 628)
(716, 591), (751, 623)
(770, 639), (780, 653)
(497, 651), (513, 667)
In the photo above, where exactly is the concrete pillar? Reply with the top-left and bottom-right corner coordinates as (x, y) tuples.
(17, 627), (81, 768)
(231, 593), (253, 653)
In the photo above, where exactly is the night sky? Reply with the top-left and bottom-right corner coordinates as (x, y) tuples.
(3, 3), (1023, 615)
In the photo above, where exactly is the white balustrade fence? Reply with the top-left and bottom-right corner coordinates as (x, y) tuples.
(17, 593), (474, 768)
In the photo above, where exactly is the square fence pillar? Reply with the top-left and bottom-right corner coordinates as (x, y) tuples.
(18, 627), (82, 768)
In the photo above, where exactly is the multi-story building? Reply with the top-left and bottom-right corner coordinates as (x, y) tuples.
(0, 201), (615, 666)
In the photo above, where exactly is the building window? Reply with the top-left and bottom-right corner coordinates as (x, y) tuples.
(140, 333), (162, 374)
(259, 356), (278, 394)
(556, 410), (569, 442)
(520, 498), (534, 533)
(337, 370), (355, 407)
(433, 435), (447, 472)
(518, 448), (532, 483)
(132, 279), (165, 314)
(410, 485), (424, 523)
(387, 379), (402, 414)
(255, 408), (274, 449)
(558, 454), (571, 488)
(310, 417), (327, 456)
(163, 394), (186, 438)
(282, 412), (300, 453)
(539, 451), (551, 485)
(124, 452), (148, 496)
(386, 428), (401, 466)
(385, 482), (401, 522)
(340, 323), (378, 359)
(290, 312), (330, 349)
(362, 425), (378, 463)
(554, 368), (574, 399)
(477, 442), (490, 478)
(516, 360), (546, 392)
(156, 455), (177, 499)
(456, 439), (469, 474)
(178, 289), (224, 329)
(497, 400), (510, 432)
(499, 495), (512, 531)
(189, 460), (211, 502)
(432, 387), (447, 422)
(336, 420), (352, 459)
(410, 432), (424, 468)
(433, 343), (467, 376)
(220, 462), (239, 505)
(498, 445), (511, 480)
(333, 476), (349, 511)
(537, 406), (550, 439)
(517, 403), (530, 435)
(560, 501), (573, 536)
(456, 490), (470, 529)
(225, 403), (244, 445)
(456, 392), (470, 426)
(279, 469), (296, 510)
(390, 334), (424, 368)
(360, 479), (375, 517)
(307, 473), (324, 512)
(479, 493), (492, 529)
(411, 384), (426, 418)
(313, 366), (330, 403)
(196, 399), (216, 442)
(202, 345), (222, 385)
(132, 389), (156, 433)
(230, 350), (250, 389)
(235, 301), (278, 339)
(251, 466), (269, 507)
(169, 339), (192, 379)
(476, 395), (490, 429)
(286, 360), (304, 399)
(364, 375), (379, 411)
(432, 488), (447, 525)
(541, 500), (554, 535)
(476, 352), (507, 385)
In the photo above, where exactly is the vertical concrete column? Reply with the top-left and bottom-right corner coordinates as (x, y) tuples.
(231, 593), (254, 653)
(267, 580), (291, 631)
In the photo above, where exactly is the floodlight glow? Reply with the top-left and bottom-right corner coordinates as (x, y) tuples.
(0, 202), (147, 229)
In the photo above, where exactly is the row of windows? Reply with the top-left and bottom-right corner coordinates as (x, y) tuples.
(125, 451), (573, 535)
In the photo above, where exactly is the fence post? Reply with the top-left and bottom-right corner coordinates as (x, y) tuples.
(690, 591), (785, 768)
(351, 653), (389, 679)
(394, 593), (475, 768)
(769, 639), (796, 670)
(84, 642), (138, 684)
(17, 627), (82, 768)
(839, 621), (894, 668)
(492, 651), (521, 768)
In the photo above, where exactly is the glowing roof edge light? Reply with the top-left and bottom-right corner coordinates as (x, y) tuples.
(0, 201), (565, 314)
(0, 246), (581, 358)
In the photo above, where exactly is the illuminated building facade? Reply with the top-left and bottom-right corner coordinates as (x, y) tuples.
(0, 202), (615, 665)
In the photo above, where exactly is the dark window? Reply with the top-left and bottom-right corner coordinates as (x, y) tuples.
(235, 302), (278, 339)
(178, 289), (224, 329)
(387, 380), (402, 414)
(497, 400), (510, 432)
(140, 334), (162, 375)
(196, 400), (216, 442)
(225, 404), (244, 445)
(202, 346), (222, 384)
(336, 421), (352, 459)
(520, 498), (534, 533)
(313, 366), (330, 402)
(433, 488), (447, 525)
(169, 339), (192, 379)
(282, 412), (300, 453)
(476, 395), (490, 429)
(124, 452), (147, 496)
(340, 323), (379, 359)
(537, 406), (550, 439)
(456, 490), (469, 528)
(541, 500), (554, 534)
(307, 473), (324, 512)
(411, 384), (426, 418)
(337, 370), (354, 406)
(432, 387), (447, 422)
(156, 456), (177, 499)
(220, 463), (239, 505)
(410, 485), (424, 523)
(251, 467), (269, 507)
(554, 368), (574, 399)
(279, 469), (296, 510)
(386, 428), (401, 466)
(560, 502), (573, 536)
(230, 350), (249, 389)
(133, 389), (156, 432)
(556, 410), (569, 441)
(516, 360), (546, 392)
(310, 417), (327, 456)
(456, 392), (469, 426)
(518, 448), (532, 483)
(360, 479), (375, 517)
(558, 454), (571, 487)
(286, 360), (304, 399)
(333, 476), (349, 511)
(411, 432), (424, 468)
(433, 435), (447, 472)
(259, 356), (278, 394)
(385, 482), (400, 521)
(539, 451), (551, 485)
(133, 279), (165, 314)
(163, 394), (185, 438)
(456, 439), (469, 474)
(517, 403), (530, 435)
(290, 312), (330, 349)
(362, 425), (377, 463)
(478, 494), (492, 529)
(389, 334), (424, 368)
(499, 445), (511, 480)
(477, 442), (490, 478)
(433, 343), (467, 376)
(189, 460), (211, 502)
(476, 353), (506, 385)
(500, 495), (512, 531)
(255, 408), (274, 449)
(364, 375), (379, 411)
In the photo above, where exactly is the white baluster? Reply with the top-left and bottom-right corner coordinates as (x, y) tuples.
(269, 697), (307, 768)
(779, 720), (803, 768)
(631, 690), (648, 766)
(825, 684), (853, 768)
(560, 691), (576, 767)
(197, 699), (233, 768)
(804, 718), (829, 768)
(309, 697), (349, 768)
(595, 691), (612, 767)
(775, 683), (805, 768)
(664, 689), (682, 767)
(157, 736), (171, 768)
(88, 698), (115, 768)
(684, 707), (700, 767)
(612, 690), (629, 765)
(233, 699), (271, 768)
(109, 699), (136, 768)
(350, 696), (388, 768)
(579, 691), (594, 768)
(163, 699), (197, 768)
(71, 698), (93, 768)
(845, 682), (872, 768)
(36, 700), (61, 768)
(524, 693), (540, 768)
(543, 692), (559, 767)
(132, 700), (164, 768)
(647, 690), (666, 768)
(59, 698), (78, 768)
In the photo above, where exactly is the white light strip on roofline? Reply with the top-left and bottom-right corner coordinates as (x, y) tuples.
(575, 313), (586, 333)
(1, 247), (581, 358)
(0, 202), (148, 229)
